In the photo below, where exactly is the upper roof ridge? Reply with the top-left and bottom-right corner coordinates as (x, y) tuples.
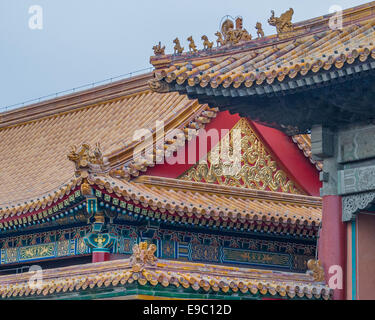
(150, 2), (375, 69)
(0, 72), (153, 129)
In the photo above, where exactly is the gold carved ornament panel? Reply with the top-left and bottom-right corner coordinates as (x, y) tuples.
(179, 118), (304, 194)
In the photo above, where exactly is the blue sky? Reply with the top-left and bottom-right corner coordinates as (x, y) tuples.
(0, 0), (368, 110)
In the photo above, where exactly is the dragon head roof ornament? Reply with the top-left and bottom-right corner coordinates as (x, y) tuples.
(307, 259), (325, 282)
(148, 78), (170, 93)
(267, 8), (302, 39)
(67, 143), (108, 177)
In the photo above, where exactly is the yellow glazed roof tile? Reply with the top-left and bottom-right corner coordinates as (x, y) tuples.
(292, 134), (323, 171)
(0, 166), (322, 234)
(150, 3), (375, 92)
(0, 76), (213, 208)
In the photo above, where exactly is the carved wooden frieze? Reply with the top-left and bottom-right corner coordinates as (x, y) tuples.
(338, 125), (375, 163)
(342, 191), (375, 221)
(338, 165), (375, 195)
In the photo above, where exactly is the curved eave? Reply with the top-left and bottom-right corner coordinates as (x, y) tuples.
(167, 59), (375, 134)
(0, 174), (322, 238)
(292, 134), (323, 171)
(0, 74), (219, 209)
(0, 258), (332, 300)
(88, 174), (322, 237)
(0, 178), (84, 231)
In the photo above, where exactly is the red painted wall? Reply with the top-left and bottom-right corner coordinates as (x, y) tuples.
(250, 121), (321, 196)
(144, 111), (240, 178)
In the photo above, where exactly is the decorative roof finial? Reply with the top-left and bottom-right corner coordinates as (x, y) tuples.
(255, 22), (265, 38)
(152, 41), (165, 55)
(130, 241), (157, 272)
(187, 36), (198, 53)
(173, 37), (184, 54)
(201, 35), (213, 50)
(307, 259), (325, 282)
(67, 143), (105, 176)
(268, 8), (294, 35)
(215, 31), (225, 47)
(217, 16), (252, 46)
(148, 78), (170, 93)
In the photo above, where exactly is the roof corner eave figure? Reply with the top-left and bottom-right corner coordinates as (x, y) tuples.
(148, 78), (171, 93)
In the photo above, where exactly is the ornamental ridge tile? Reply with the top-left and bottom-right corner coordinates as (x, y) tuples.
(0, 256), (332, 300)
(150, 2), (375, 93)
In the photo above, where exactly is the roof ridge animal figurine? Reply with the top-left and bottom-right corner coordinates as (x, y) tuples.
(152, 41), (165, 55)
(268, 8), (294, 34)
(130, 241), (158, 271)
(173, 37), (184, 54)
(256, 22), (264, 38)
(201, 35), (213, 50)
(187, 36), (198, 53)
(215, 31), (225, 47)
(307, 259), (325, 282)
(218, 17), (252, 46)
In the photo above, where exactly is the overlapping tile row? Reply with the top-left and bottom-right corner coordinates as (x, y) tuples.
(292, 134), (323, 171)
(0, 258), (332, 299)
(109, 104), (218, 180)
(0, 177), (83, 228)
(152, 21), (375, 91)
(149, 2), (375, 68)
(89, 174), (322, 235)
(0, 86), (215, 209)
(0, 170), (322, 235)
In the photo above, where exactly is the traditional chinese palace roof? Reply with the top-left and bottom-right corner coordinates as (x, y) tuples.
(149, 1), (375, 134)
(0, 17), (328, 298)
(0, 73), (321, 235)
(0, 73), (212, 202)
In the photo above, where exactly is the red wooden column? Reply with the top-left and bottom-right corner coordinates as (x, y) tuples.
(319, 195), (346, 300)
(311, 126), (346, 299)
(92, 251), (110, 263)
